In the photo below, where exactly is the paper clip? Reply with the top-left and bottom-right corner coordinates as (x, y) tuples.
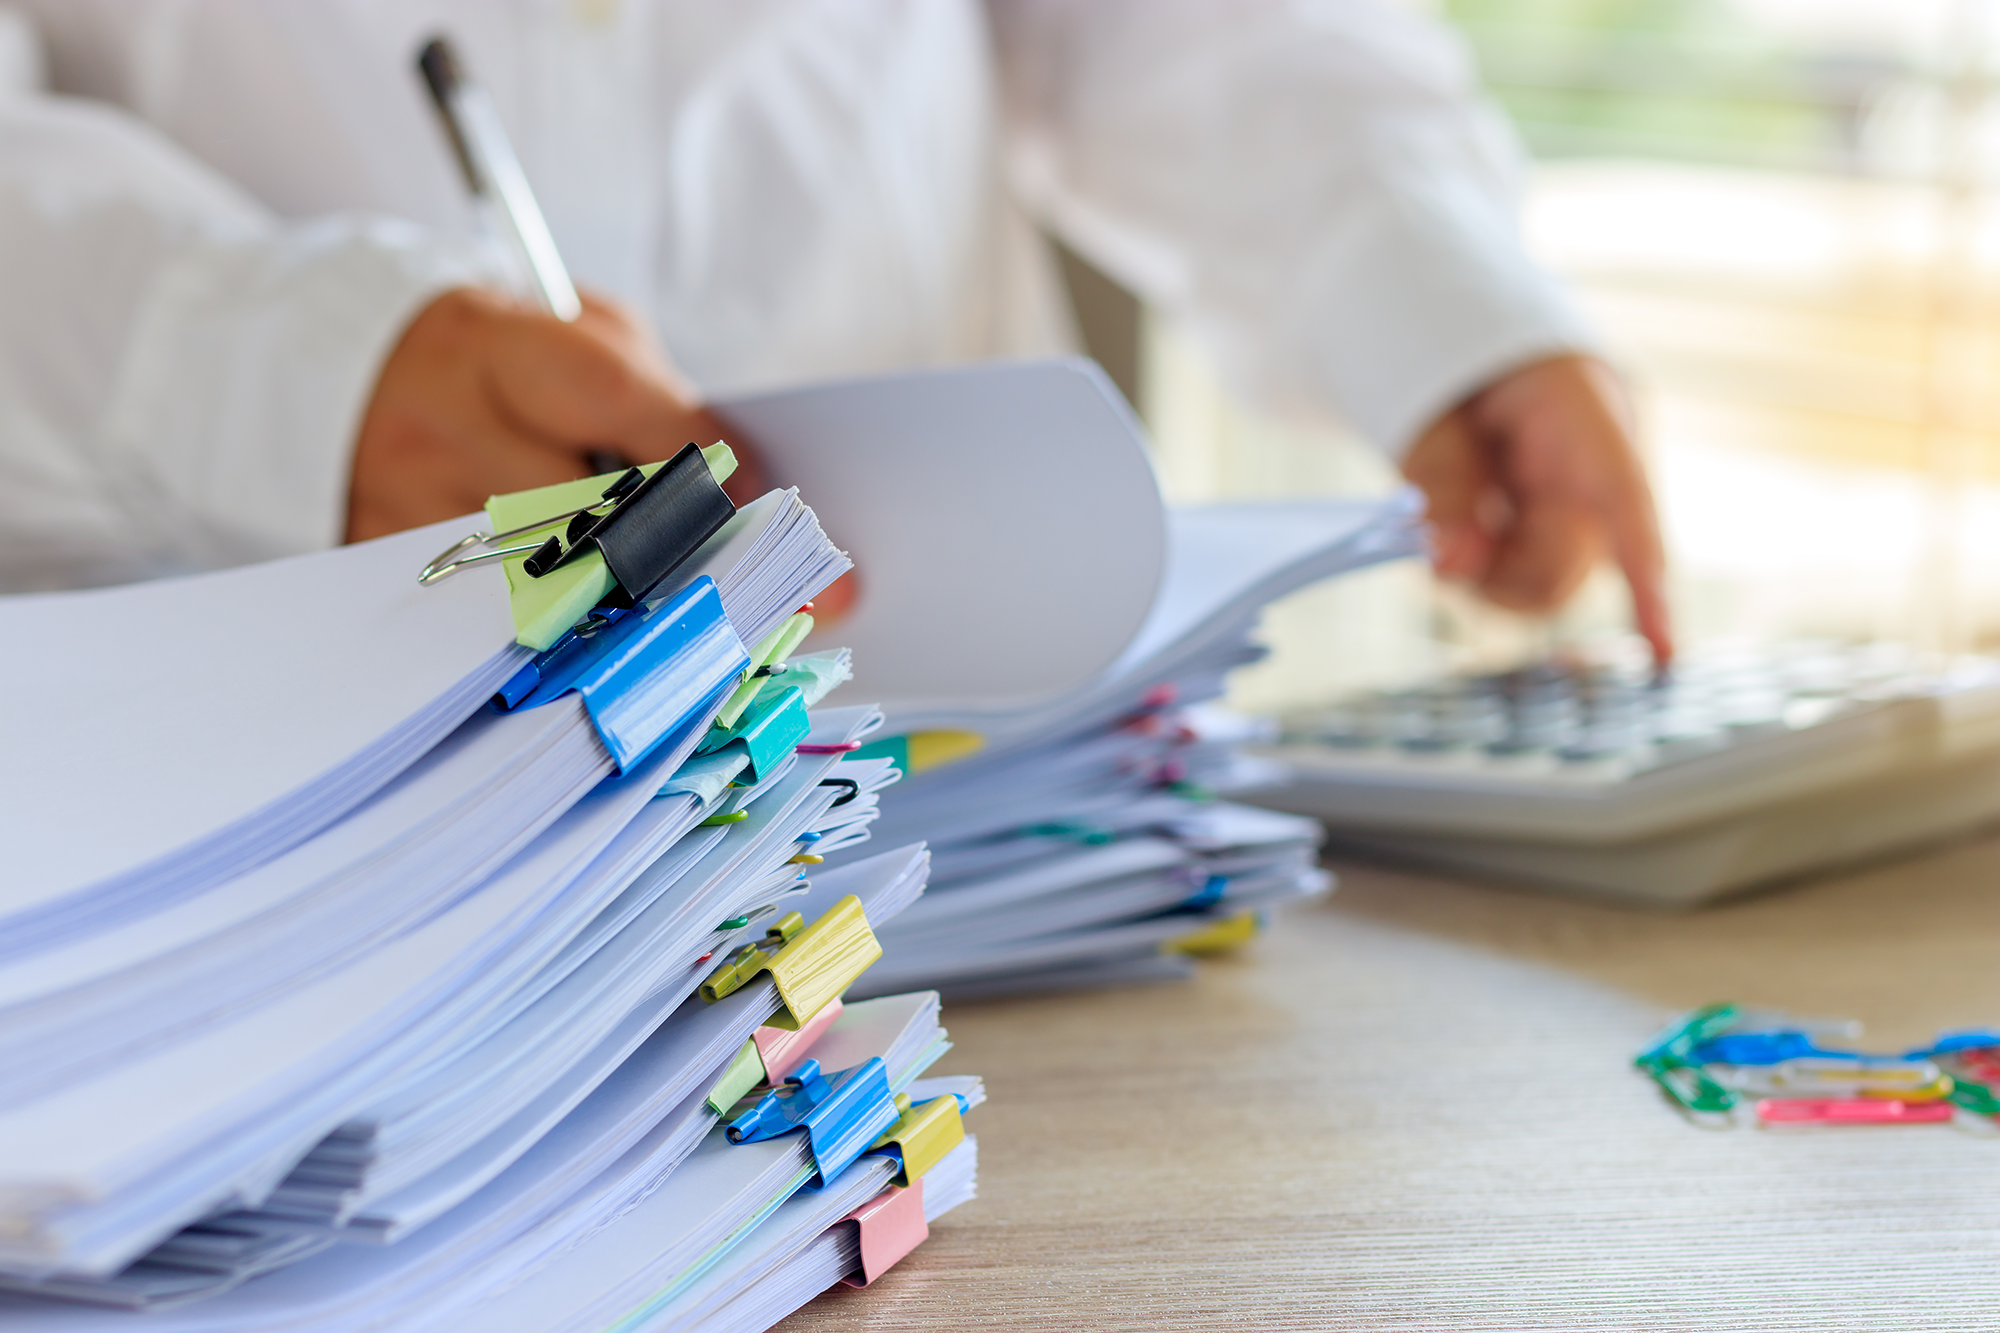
(726, 1056), (901, 1187)
(700, 895), (882, 1029)
(1715, 1058), (1951, 1100)
(1640, 1061), (1738, 1124)
(1906, 1029), (2000, 1060)
(1948, 1076), (2000, 1116)
(1634, 1003), (1741, 1069)
(819, 778), (861, 807)
(1689, 1032), (1851, 1066)
(1756, 1098), (1954, 1126)
(839, 1180), (928, 1288)
(797, 742), (862, 754)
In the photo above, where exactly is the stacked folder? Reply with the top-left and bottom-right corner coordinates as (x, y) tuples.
(849, 499), (1426, 996)
(0, 446), (980, 1328)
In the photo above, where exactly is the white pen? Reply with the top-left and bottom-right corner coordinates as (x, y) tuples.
(420, 35), (630, 473)
(418, 35), (584, 322)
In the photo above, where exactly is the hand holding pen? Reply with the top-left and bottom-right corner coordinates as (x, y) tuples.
(343, 37), (754, 544)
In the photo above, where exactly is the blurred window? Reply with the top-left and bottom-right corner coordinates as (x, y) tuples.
(1117, 0), (2000, 709)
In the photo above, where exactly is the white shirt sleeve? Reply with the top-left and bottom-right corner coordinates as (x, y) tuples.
(0, 93), (500, 592)
(987, 0), (1598, 455)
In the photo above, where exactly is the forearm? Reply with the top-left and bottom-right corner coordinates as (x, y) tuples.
(990, 0), (1596, 453)
(0, 94), (500, 591)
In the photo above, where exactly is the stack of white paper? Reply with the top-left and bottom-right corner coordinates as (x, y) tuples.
(854, 500), (1424, 995)
(732, 359), (1425, 996)
(0, 449), (984, 1326)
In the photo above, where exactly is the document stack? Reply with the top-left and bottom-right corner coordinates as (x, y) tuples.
(723, 361), (1426, 996)
(0, 444), (979, 1330)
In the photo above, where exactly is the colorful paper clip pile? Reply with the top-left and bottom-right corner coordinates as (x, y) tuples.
(1634, 1002), (2000, 1130)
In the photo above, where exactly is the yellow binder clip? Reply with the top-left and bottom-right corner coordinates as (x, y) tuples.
(868, 1090), (967, 1188)
(1163, 910), (1262, 956)
(699, 895), (882, 1029)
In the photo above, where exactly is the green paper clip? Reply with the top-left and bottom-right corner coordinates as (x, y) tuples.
(1633, 1003), (1742, 1124)
(1634, 1003), (1741, 1070)
(1641, 1061), (1738, 1121)
(1949, 1078), (2000, 1117)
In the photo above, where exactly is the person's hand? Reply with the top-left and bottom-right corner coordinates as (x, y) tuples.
(1399, 355), (1672, 662)
(345, 287), (759, 543)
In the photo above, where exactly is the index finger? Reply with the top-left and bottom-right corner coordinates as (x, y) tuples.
(1597, 446), (1674, 665)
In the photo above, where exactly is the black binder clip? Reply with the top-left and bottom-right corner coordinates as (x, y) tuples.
(419, 442), (735, 609)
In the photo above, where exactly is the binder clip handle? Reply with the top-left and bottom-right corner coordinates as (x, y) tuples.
(519, 445), (733, 608)
(417, 468), (649, 586)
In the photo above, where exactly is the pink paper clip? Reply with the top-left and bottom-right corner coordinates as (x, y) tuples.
(796, 741), (862, 754)
(839, 1179), (929, 1287)
(1755, 1097), (1954, 1125)
(751, 996), (844, 1084)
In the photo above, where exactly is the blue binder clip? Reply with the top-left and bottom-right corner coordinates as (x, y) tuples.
(494, 575), (750, 772)
(726, 1057), (901, 1188)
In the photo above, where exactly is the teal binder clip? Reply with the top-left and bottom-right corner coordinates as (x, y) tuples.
(725, 1056), (901, 1189)
(496, 575), (750, 772)
(695, 684), (810, 783)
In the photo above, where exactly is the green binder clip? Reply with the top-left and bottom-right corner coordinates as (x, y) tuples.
(695, 685), (810, 783)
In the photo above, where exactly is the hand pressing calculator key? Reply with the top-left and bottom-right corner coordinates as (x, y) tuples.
(1245, 641), (2000, 907)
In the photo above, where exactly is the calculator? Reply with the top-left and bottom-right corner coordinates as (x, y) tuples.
(1245, 641), (2000, 907)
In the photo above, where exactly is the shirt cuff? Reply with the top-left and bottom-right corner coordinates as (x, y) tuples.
(102, 215), (508, 565)
(1295, 161), (1601, 457)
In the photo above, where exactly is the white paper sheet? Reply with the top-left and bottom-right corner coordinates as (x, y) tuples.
(719, 360), (1168, 715)
(0, 519), (521, 937)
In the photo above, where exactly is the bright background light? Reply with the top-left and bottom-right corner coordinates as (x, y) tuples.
(1121, 0), (2000, 712)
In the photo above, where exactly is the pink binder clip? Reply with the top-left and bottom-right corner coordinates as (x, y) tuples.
(752, 997), (845, 1084)
(839, 1179), (929, 1287)
(1755, 1097), (1954, 1126)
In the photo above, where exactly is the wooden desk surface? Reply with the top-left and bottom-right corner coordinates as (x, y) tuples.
(782, 836), (2000, 1331)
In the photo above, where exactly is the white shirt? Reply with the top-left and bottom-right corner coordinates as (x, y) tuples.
(0, 0), (1592, 591)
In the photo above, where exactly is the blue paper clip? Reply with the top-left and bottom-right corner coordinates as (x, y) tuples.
(1687, 1032), (1857, 1066)
(726, 1057), (901, 1188)
(1905, 1029), (2000, 1059)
